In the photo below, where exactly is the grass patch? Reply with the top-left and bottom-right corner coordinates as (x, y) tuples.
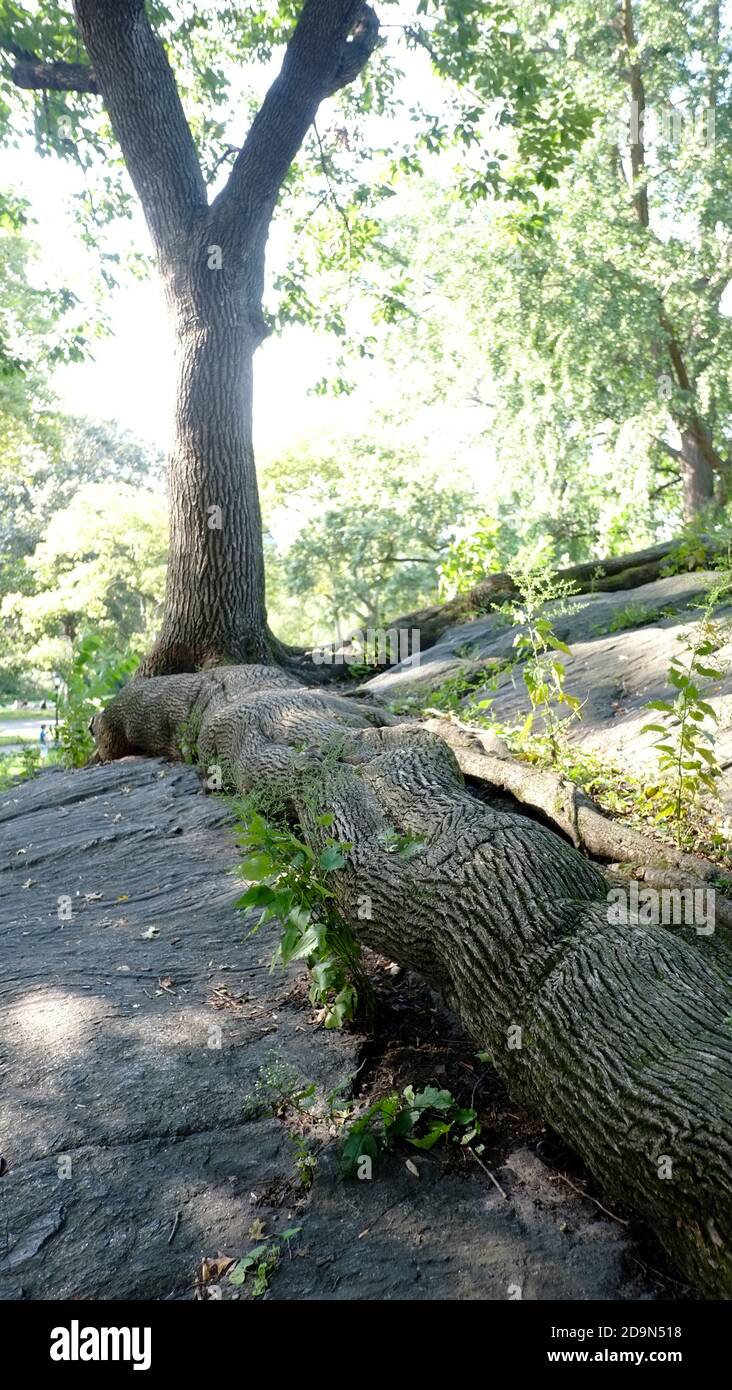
(593, 602), (679, 636)
(0, 707), (47, 721)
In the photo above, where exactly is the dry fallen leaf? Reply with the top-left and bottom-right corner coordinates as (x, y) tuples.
(196, 1255), (234, 1298)
(21, 878), (35, 889)
(247, 1218), (267, 1240)
(405, 1159), (420, 1178)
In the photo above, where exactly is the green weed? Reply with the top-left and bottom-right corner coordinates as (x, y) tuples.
(340, 1084), (479, 1177)
(234, 807), (370, 1029)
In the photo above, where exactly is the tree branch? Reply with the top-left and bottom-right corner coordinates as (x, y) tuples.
(653, 436), (684, 462)
(381, 556), (438, 565)
(213, 0), (380, 243)
(71, 0), (207, 257)
(650, 475), (681, 498)
(621, 0), (649, 227)
(2, 39), (99, 93)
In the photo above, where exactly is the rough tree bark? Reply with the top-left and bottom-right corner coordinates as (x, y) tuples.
(141, 289), (272, 673)
(95, 664), (732, 1299)
(680, 426), (717, 520)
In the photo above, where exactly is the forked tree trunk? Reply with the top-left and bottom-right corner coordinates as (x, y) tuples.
(95, 665), (732, 1298)
(63, 0), (380, 678)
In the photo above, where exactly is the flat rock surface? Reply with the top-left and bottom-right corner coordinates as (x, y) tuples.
(364, 571), (732, 802)
(0, 759), (658, 1300)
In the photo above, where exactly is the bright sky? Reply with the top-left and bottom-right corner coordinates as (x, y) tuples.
(3, 141), (379, 462)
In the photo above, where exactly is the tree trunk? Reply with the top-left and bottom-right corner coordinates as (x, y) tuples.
(139, 288), (273, 676)
(62, 0), (381, 678)
(620, 1), (723, 522)
(94, 665), (732, 1298)
(680, 426), (716, 521)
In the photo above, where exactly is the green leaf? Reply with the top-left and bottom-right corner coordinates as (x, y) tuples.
(388, 1106), (417, 1138)
(288, 923), (323, 961)
(546, 633), (572, 655)
(239, 883), (276, 907)
(452, 1108), (478, 1126)
(409, 1086), (454, 1112)
(398, 837), (426, 859)
(319, 846), (347, 871)
(408, 1121), (452, 1149)
(286, 904), (312, 931)
(229, 1244), (270, 1285)
(240, 854), (274, 882)
(340, 1128), (379, 1176)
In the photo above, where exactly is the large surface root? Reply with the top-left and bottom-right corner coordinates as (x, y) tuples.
(95, 664), (732, 1297)
(427, 718), (732, 929)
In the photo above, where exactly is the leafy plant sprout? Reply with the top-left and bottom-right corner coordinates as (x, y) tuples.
(507, 549), (583, 760)
(642, 575), (731, 846)
(233, 801), (370, 1029)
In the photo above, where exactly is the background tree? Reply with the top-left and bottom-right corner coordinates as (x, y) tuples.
(371, 0), (732, 545)
(0, 410), (164, 698)
(1, 481), (167, 689)
(261, 437), (474, 642)
(0, 194), (91, 594)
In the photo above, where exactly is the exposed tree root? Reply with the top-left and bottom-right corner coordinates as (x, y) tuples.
(426, 718), (732, 928)
(95, 664), (732, 1298)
